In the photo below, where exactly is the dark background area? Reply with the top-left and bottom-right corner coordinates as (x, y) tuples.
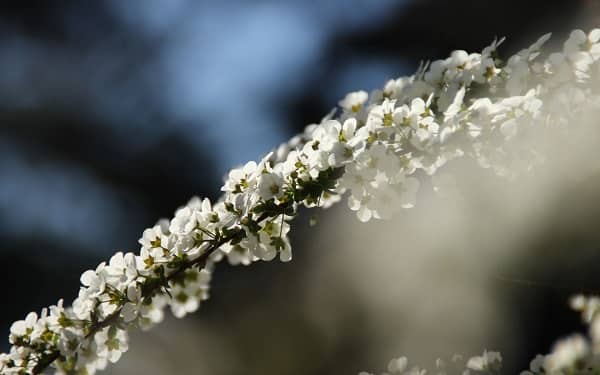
(1, 1), (600, 374)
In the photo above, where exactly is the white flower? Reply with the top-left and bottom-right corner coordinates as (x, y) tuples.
(222, 160), (259, 194)
(412, 116), (439, 146)
(170, 197), (215, 236)
(445, 50), (475, 83)
(570, 294), (587, 311)
(257, 171), (285, 201)
(347, 176), (418, 222)
(137, 246), (168, 273)
(169, 288), (200, 319)
(121, 285), (142, 323)
(393, 97), (431, 137)
(95, 326), (128, 364)
(80, 263), (107, 298)
(140, 295), (168, 329)
(56, 327), (84, 357)
(168, 269), (211, 318)
(339, 90), (368, 114)
(564, 29), (600, 62)
(9, 312), (37, 343)
(104, 252), (138, 289)
(466, 350), (502, 371)
(444, 85), (466, 122)
(520, 354), (546, 375)
(302, 141), (330, 175)
(545, 334), (589, 373)
(311, 118), (359, 167)
(474, 37), (505, 83)
(362, 142), (399, 179)
(225, 244), (254, 266)
(347, 192), (374, 222)
(388, 357), (408, 373)
(169, 205), (195, 235)
(367, 98), (398, 129)
(340, 162), (376, 194)
(139, 220), (170, 250)
(425, 59), (446, 85)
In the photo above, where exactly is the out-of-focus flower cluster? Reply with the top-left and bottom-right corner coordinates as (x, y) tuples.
(359, 350), (503, 375)
(3, 28), (600, 374)
(361, 294), (600, 375)
(521, 294), (600, 375)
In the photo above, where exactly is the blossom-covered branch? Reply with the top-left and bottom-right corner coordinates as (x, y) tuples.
(2, 28), (600, 374)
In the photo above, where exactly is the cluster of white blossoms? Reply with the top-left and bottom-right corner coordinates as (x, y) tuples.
(359, 350), (503, 375)
(3, 29), (600, 374)
(361, 295), (600, 375)
(523, 294), (600, 375)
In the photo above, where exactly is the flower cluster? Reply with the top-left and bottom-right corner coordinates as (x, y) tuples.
(518, 295), (600, 375)
(361, 295), (600, 375)
(3, 28), (600, 374)
(359, 350), (503, 375)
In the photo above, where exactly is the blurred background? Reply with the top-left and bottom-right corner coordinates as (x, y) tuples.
(1, 0), (600, 374)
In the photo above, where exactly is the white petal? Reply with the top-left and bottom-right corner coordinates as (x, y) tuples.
(357, 206), (372, 222)
(500, 119), (518, 138)
(121, 303), (137, 323)
(589, 29), (600, 43)
(80, 270), (96, 287)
